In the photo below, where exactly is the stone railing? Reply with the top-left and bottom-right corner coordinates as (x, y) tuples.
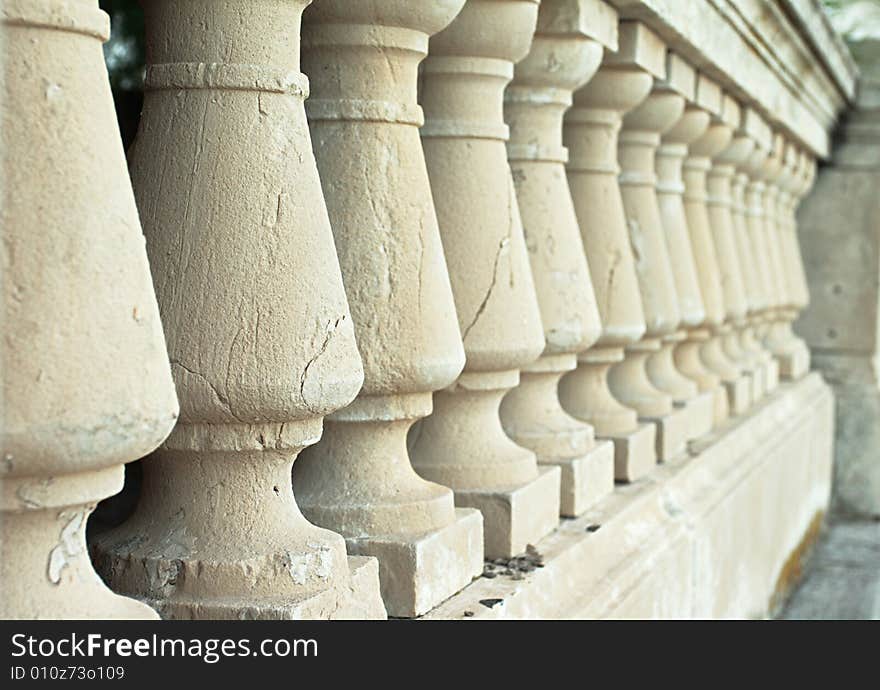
(0, 0), (855, 619)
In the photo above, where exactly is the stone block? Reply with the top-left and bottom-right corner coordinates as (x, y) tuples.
(346, 508), (483, 618)
(604, 20), (666, 77)
(777, 347), (811, 381)
(725, 375), (752, 415)
(455, 467), (561, 559)
(641, 404), (690, 462)
(681, 390), (715, 442)
(604, 422), (657, 482)
(544, 439), (616, 518)
(764, 357), (780, 393)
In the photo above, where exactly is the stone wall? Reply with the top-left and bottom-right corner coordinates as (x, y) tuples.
(797, 19), (880, 519)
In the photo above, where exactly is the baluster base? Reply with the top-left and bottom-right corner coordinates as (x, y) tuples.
(551, 440), (615, 518)
(605, 423), (657, 483)
(765, 357), (781, 392)
(640, 405), (690, 462)
(345, 508), (484, 618)
(702, 330), (753, 415)
(2, 467), (159, 620)
(119, 556), (386, 620)
(453, 467), (561, 560)
(501, 356), (614, 518)
(679, 390), (716, 444)
(93, 421), (387, 621)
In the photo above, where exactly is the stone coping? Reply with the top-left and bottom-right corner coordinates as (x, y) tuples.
(423, 373), (833, 619)
(607, 0), (857, 157)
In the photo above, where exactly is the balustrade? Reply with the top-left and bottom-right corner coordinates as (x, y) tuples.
(1, 0), (848, 621)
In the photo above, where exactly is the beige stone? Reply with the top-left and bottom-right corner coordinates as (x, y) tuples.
(0, 0), (854, 624)
(787, 152), (816, 316)
(559, 18), (658, 481)
(708, 95), (763, 407)
(658, 75), (727, 437)
(597, 24), (674, 414)
(1, 0), (179, 619)
(91, 0), (385, 620)
(741, 113), (782, 394)
(607, 0), (854, 158)
(500, 0), (614, 518)
(412, 0), (561, 559)
(619, 49), (720, 456)
(424, 373), (834, 619)
(683, 76), (751, 419)
(290, 0), (482, 620)
(764, 140), (812, 380)
(729, 109), (775, 402)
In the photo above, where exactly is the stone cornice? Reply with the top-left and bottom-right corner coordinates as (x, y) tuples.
(606, 0), (856, 157)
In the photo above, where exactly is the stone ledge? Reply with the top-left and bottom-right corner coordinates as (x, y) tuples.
(423, 372), (833, 619)
(607, 0), (855, 156)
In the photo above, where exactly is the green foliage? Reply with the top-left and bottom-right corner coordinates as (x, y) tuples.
(100, 0), (145, 91)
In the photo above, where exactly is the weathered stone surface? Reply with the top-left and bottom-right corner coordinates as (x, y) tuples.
(608, 23), (681, 424)
(711, 96), (763, 403)
(424, 373), (834, 619)
(763, 135), (811, 380)
(2, 0), (857, 623)
(453, 467), (561, 559)
(729, 109), (774, 403)
(660, 82), (727, 424)
(1, 0), (178, 619)
(292, 0), (481, 619)
(413, 0), (560, 559)
(555, 440), (616, 517)
(91, 0), (385, 620)
(346, 508), (483, 618)
(647, 54), (706, 426)
(610, 423), (657, 482)
(559, 16), (658, 479)
(684, 76), (751, 419)
(500, 0), (612, 519)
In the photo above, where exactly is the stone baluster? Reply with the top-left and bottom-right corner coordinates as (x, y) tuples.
(412, 0), (561, 559)
(707, 95), (760, 410)
(754, 135), (786, 357)
(612, 35), (701, 463)
(778, 141), (801, 270)
(764, 141), (812, 379)
(559, 17), (658, 483)
(759, 133), (809, 380)
(789, 151), (817, 321)
(659, 74), (728, 429)
(92, 0), (385, 620)
(1, 0), (179, 619)
(291, 0), (482, 619)
(683, 76), (750, 420)
(500, 0), (615, 518)
(729, 109), (773, 401)
(741, 116), (781, 393)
